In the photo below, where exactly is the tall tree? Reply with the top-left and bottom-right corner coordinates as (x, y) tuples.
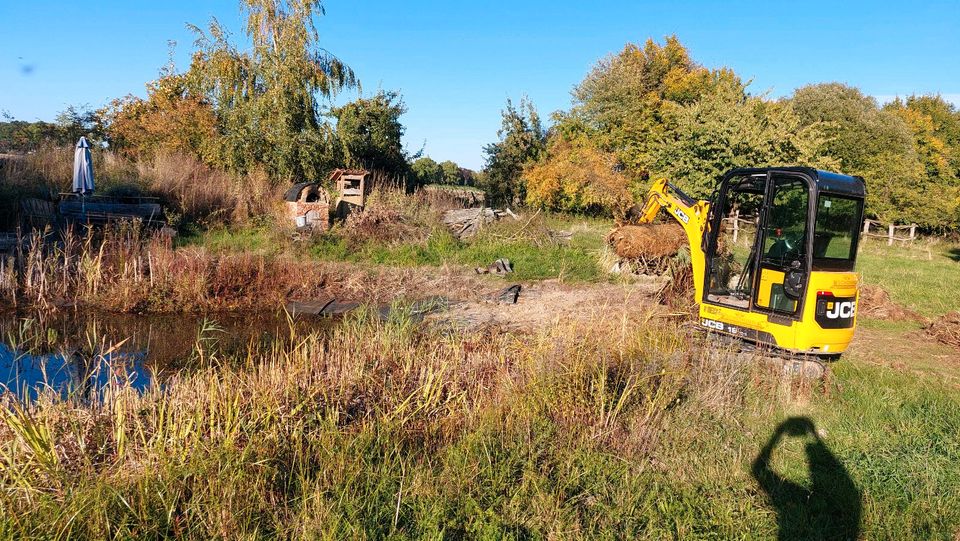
(101, 74), (218, 160)
(654, 80), (836, 198)
(571, 36), (742, 183)
(883, 95), (960, 229)
(524, 132), (632, 216)
(187, 0), (356, 181)
(439, 160), (461, 184)
(411, 157), (442, 185)
(332, 90), (409, 178)
(791, 83), (939, 227)
(481, 97), (545, 206)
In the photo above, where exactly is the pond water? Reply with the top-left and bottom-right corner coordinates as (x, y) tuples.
(0, 309), (332, 400)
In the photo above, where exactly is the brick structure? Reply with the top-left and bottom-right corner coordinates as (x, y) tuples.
(284, 182), (331, 230)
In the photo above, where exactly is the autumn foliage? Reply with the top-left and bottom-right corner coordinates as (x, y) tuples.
(523, 134), (632, 216)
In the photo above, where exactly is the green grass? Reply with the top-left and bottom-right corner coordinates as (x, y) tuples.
(300, 213), (612, 282)
(178, 224), (285, 256)
(857, 237), (960, 317)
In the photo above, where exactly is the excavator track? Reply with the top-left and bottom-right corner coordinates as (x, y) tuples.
(693, 325), (829, 379)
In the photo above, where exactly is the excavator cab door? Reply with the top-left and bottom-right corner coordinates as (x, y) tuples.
(704, 171), (812, 316)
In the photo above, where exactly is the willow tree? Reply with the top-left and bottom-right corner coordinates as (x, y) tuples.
(187, 0), (356, 181)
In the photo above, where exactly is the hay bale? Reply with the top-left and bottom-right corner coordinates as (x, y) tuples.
(858, 284), (923, 321)
(606, 223), (687, 259)
(927, 311), (960, 349)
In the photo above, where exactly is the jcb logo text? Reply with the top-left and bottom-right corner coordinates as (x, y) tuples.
(826, 301), (856, 319)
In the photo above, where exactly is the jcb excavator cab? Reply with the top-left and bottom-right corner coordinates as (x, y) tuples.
(700, 168), (866, 355)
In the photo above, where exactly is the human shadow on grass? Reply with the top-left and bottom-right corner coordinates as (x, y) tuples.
(752, 417), (861, 541)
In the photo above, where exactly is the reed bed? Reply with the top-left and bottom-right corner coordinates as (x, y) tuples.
(0, 306), (781, 539)
(2, 222), (479, 313)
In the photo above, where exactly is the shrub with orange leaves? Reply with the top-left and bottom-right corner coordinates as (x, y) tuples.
(523, 134), (633, 217)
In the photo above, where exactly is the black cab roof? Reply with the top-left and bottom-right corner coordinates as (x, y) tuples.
(726, 167), (866, 199)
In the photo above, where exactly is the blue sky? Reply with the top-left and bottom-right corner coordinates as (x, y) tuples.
(1, 1), (958, 169)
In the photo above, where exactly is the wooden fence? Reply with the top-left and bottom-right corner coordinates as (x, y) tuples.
(862, 219), (917, 245)
(721, 210), (757, 243)
(722, 214), (918, 246)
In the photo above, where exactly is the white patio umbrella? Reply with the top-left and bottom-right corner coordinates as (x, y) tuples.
(72, 136), (95, 194)
(72, 136), (95, 221)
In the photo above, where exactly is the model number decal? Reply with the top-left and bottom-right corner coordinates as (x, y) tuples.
(701, 318), (740, 335)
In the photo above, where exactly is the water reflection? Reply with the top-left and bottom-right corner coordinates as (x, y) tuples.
(0, 309), (331, 400)
(0, 343), (151, 400)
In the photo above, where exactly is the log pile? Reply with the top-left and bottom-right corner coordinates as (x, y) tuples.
(442, 207), (516, 238)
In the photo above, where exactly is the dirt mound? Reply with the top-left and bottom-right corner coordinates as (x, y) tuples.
(606, 223), (686, 259)
(858, 284), (923, 321)
(926, 312), (960, 349)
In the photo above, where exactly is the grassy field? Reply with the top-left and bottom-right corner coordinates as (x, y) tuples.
(858, 237), (960, 318)
(184, 211), (613, 283)
(0, 300), (957, 539)
(2, 197), (960, 539)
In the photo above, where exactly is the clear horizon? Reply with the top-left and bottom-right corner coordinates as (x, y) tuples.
(1, 0), (958, 170)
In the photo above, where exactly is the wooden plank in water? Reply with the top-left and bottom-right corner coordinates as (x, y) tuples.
(286, 296), (336, 316)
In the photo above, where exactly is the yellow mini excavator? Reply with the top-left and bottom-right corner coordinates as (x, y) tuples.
(638, 167), (866, 373)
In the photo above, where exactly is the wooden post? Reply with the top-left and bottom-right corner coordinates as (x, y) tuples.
(863, 219), (870, 235)
(909, 224), (916, 242)
(888, 223), (895, 246)
(732, 209), (740, 244)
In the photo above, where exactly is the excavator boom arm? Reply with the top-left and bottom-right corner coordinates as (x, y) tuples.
(638, 178), (711, 300)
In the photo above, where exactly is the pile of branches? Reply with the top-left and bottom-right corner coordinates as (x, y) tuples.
(927, 312), (960, 349)
(343, 205), (425, 245)
(442, 207), (517, 239)
(858, 284), (924, 321)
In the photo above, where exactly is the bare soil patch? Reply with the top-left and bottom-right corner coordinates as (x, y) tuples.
(430, 276), (666, 332)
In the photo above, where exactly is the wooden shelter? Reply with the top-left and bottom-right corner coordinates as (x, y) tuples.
(329, 169), (370, 219)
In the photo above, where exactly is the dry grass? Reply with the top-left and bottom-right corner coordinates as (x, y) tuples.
(0, 222), (499, 312)
(0, 146), (278, 229)
(136, 152), (279, 226)
(0, 306), (776, 538)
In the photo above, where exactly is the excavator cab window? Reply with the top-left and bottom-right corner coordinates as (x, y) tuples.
(705, 174), (765, 309)
(755, 175), (810, 314)
(813, 194), (863, 271)
(706, 172), (812, 314)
